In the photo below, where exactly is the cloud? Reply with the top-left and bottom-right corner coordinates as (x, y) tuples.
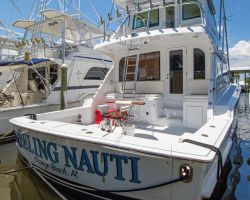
(229, 40), (250, 68)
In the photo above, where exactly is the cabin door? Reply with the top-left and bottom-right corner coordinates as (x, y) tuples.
(166, 48), (187, 103)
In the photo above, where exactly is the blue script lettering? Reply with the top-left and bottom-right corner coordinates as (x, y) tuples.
(62, 146), (78, 169)
(47, 142), (59, 163)
(15, 131), (141, 184)
(110, 154), (128, 181)
(129, 157), (141, 183)
(78, 149), (95, 173)
(91, 151), (109, 176)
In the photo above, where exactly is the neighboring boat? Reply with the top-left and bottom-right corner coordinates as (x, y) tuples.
(0, 9), (112, 135)
(10, 1), (241, 200)
(0, 35), (19, 60)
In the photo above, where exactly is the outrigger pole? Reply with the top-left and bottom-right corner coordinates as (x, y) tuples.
(218, 0), (230, 83)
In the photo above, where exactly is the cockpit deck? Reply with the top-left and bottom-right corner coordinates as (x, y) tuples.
(10, 84), (240, 162)
(30, 92), (201, 148)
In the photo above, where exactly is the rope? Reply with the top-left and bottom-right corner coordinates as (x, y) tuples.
(36, 163), (187, 193)
(10, 0), (25, 18)
(101, 176), (186, 193)
(0, 166), (33, 176)
(88, 0), (101, 20)
(0, 130), (14, 139)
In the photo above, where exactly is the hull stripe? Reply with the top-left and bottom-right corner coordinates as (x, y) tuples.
(18, 153), (139, 200)
(18, 149), (185, 194)
(53, 85), (99, 91)
(73, 56), (112, 63)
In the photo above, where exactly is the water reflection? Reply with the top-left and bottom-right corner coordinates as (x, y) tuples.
(0, 143), (60, 200)
(235, 94), (250, 200)
(235, 141), (250, 200)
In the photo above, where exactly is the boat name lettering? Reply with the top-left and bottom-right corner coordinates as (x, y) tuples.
(15, 131), (141, 184)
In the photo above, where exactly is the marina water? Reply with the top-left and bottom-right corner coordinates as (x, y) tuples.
(0, 94), (250, 200)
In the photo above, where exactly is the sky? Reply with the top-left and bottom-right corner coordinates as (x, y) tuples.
(0, 0), (250, 68)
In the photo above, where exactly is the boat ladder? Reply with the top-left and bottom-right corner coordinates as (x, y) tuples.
(29, 0), (48, 54)
(122, 46), (140, 99)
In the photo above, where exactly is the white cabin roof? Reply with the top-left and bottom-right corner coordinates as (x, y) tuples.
(13, 9), (103, 42)
(230, 66), (250, 73)
(116, 0), (164, 9)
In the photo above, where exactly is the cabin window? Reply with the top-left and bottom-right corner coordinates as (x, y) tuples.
(84, 67), (108, 80)
(28, 67), (46, 91)
(133, 9), (159, 29)
(119, 51), (160, 81)
(182, 0), (201, 20)
(166, 6), (175, 28)
(49, 64), (58, 85)
(215, 55), (223, 89)
(194, 48), (205, 79)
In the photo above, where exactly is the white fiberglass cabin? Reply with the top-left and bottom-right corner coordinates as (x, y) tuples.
(11, 1), (241, 200)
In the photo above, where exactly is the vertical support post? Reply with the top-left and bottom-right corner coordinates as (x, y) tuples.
(245, 72), (247, 94)
(61, 63), (67, 109)
(219, 0), (223, 40)
(208, 52), (216, 120)
(60, 1), (67, 110)
(222, 0), (230, 82)
(178, 0), (181, 28)
(103, 20), (106, 42)
(220, 0), (225, 86)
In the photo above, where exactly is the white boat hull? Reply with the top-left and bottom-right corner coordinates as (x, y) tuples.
(13, 125), (236, 200)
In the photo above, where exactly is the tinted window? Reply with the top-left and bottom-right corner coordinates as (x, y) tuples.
(84, 67), (108, 80)
(166, 6), (175, 28)
(170, 50), (183, 94)
(50, 64), (58, 85)
(194, 48), (205, 79)
(119, 52), (160, 81)
(182, 0), (201, 20)
(133, 9), (159, 29)
(28, 67), (46, 90)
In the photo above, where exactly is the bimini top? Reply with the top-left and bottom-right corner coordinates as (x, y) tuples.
(0, 58), (50, 67)
(13, 9), (103, 42)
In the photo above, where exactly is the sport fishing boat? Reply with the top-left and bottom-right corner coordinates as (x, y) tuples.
(0, 9), (112, 135)
(0, 35), (20, 60)
(10, 1), (241, 200)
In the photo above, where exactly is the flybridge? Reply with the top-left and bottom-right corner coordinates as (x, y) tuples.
(113, 0), (212, 13)
(99, 0), (219, 42)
